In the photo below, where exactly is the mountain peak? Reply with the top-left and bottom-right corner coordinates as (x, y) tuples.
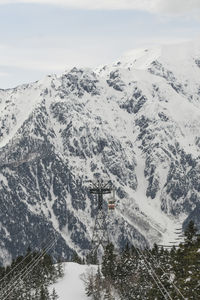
(119, 47), (161, 70)
(114, 39), (200, 70)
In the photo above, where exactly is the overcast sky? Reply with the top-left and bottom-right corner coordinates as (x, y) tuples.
(0, 0), (200, 88)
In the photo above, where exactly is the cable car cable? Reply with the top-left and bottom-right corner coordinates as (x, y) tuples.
(1, 236), (57, 300)
(0, 228), (57, 298)
(145, 247), (186, 300)
(0, 230), (57, 288)
(0, 235), (56, 299)
(134, 246), (173, 300)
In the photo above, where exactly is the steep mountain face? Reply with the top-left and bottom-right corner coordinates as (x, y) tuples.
(0, 40), (200, 264)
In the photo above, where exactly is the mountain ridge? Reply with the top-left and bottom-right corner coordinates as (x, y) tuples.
(0, 40), (200, 264)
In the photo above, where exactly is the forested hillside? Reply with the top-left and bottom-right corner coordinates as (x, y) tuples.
(85, 221), (200, 299)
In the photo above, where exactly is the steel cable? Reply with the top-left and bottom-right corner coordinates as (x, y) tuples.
(0, 231), (56, 288)
(132, 245), (173, 300)
(0, 235), (57, 300)
(145, 247), (186, 300)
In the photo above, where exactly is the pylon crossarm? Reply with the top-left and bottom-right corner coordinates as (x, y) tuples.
(89, 188), (112, 194)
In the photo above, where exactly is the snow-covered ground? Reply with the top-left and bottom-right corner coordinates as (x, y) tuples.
(49, 262), (97, 300)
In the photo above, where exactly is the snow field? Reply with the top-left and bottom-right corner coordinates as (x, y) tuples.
(49, 262), (97, 300)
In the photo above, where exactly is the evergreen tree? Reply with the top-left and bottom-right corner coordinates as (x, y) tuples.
(171, 222), (200, 299)
(51, 288), (59, 300)
(86, 250), (98, 265)
(34, 287), (41, 300)
(72, 252), (83, 264)
(104, 284), (115, 300)
(151, 243), (159, 256)
(101, 243), (117, 281)
(184, 220), (197, 245)
(57, 259), (64, 279)
(85, 272), (95, 297)
(40, 285), (50, 300)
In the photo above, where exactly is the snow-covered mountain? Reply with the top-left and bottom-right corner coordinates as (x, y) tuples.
(0, 40), (200, 264)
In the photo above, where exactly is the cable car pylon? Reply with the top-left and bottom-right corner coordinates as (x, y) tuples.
(89, 180), (114, 256)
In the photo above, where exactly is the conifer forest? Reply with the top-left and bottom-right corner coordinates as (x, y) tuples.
(85, 221), (200, 300)
(1, 221), (200, 299)
(0, 248), (63, 299)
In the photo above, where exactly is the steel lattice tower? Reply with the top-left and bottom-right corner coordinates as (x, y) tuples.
(89, 180), (112, 253)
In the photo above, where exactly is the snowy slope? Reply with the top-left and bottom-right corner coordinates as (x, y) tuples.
(0, 40), (200, 263)
(49, 263), (97, 300)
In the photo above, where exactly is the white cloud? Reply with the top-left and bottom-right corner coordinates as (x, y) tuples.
(0, 0), (200, 15)
(0, 37), (124, 73)
(0, 34), (195, 77)
(0, 71), (8, 77)
(156, 0), (200, 14)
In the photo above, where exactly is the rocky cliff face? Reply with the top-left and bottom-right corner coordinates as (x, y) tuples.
(0, 41), (200, 264)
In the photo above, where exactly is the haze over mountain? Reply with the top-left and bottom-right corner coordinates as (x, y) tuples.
(0, 40), (200, 265)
